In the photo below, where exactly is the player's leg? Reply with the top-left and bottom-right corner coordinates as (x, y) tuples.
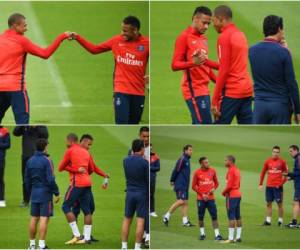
(62, 186), (82, 243)
(275, 186), (284, 226)
(38, 200), (53, 249)
(223, 197), (235, 243)
(195, 95), (213, 124)
(150, 181), (157, 216)
(163, 190), (185, 225)
(236, 97), (253, 124)
(263, 187), (273, 225)
(29, 202), (40, 249)
(207, 200), (222, 240)
(235, 198), (242, 242)
(252, 100), (270, 124)
(128, 94), (145, 124)
(21, 157), (30, 207)
(180, 191), (193, 226)
(197, 200), (206, 240)
(114, 92), (130, 124)
(0, 92), (11, 123)
(11, 90), (30, 124)
(135, 191), (147, 250)
(89, 191), (98, 242)
(0, 158), (5, 206)
(218, 97), (239, 124)
(121, 191), (136, 250)
(269, 102), (291, 124)
(186, 98), (202, 124)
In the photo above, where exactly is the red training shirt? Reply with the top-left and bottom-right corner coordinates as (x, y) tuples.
(222, 164), (241, 198)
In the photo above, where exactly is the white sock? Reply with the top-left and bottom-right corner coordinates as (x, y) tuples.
(122, 241), (127, 249)
(39, 240), (45, 248)
(214, 228), (220, 237)
(266, 216), (271, 223)
(134, 242), (141, 250)
(143, 231), (146, 238)
(236, 227), (242, 239)
(228, 228), (234, 241)
(165, 212), (170, 220)
(29, 240), (35, 246)
(278, 217), (283, 223)
(200, 227), (205, 235)
(182, 216), (188, 224)
(84, 224), (92, 241)
(145, 233), (150, 241)
(69, 221), (80, 237)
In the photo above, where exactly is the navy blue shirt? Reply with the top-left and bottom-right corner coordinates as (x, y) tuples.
(249, 39), (300, 113)
(0, 128), (10, 160)
(293, 153), (300, 189)
(150, 153), (160, 184)
(123, 154), (148, 193)
(25, 151), (59, 203)
(170, 154), (191, 191)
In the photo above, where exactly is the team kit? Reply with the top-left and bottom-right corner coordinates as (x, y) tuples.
(0, 1), (299, 250)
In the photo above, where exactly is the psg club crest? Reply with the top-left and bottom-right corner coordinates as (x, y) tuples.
(137, 45), (144, 52)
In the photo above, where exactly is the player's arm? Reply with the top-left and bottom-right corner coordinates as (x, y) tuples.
(170, 158), (184, 183)
(74, 34), (113, 54)
(20, 33), (69, 59)
(191, 171), (198, 192)
(283, 49), (300, 122)
(212, 37), (231, 110)
(46, 159), (60, 197)
(209, 68), (217, 84)
(0, 132), (10, 150)
(89, 157), (108, 177)
(171, 34), (199, 71)
(222, 170), (234, 196)
(259, 161), (268, 188)
(58, 150), (71, 172)
(282, 161), (289, 184)
(204, 59), (219, 70)
(213, 170), (219, 191)
(150, 157), (160, 172)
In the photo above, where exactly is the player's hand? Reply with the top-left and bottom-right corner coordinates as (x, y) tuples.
(258, 185), (263, 191)
(78, 167), (86, 174)
(203, 194), (208, 201)
(192, 50), (206, 65)
(54, 195), (60, 203)
(211, 106), (221, 121)
(295, 114), (300, 124)
(105, 173), (110, 178)
(144, 75), (149, 85)
(170, 182), (174, 187)
(280, 37), (288, 48)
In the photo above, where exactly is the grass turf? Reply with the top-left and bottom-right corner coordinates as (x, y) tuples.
(0, 125), (141, 249)
(150, 1), (300, 124)
(0, 1), (149, 124)
(151, 126), (300, 248)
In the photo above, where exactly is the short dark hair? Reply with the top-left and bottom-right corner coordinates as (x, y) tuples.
(139, 126), (149, 134)
(273, 145), (280, 151)
(199, 157), (207, 164)
(132, 139), (144, 153)
(214, 5), (232, 19)
(36, 138), (48, 151)
(263, 15), (283, 37)
(8, 13), (25, 27)
(123, 15), (140, 30)
(183, 144), (192, 152)
(226, 155), (236, 163)
(193, 6), (212, 18)
(80, 134), (93, 142)
(289, 145), (299, 152)
(67, 133), (78, 142)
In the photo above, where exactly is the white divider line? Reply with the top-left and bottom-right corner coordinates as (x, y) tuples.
(25, 2), (72, 107)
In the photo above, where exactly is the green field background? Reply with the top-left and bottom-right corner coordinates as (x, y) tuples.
(151, 1), (300, 124)
(0, 1), (149, 124)
(151, 126), (300, 248)
(0, 125), (141, 249)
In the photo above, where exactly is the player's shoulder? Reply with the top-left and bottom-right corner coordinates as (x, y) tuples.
(176, 27), (190, 41)
(139, 34), (149, 42)
(209, 166), (217, 173)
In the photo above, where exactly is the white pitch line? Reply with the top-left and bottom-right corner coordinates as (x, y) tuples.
(24, 2), (72, 108)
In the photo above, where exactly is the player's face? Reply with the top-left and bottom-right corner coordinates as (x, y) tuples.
(193, 13), (211, 34)
(224, 158), (230, 167)
(201, 159), (209, 169)
(140, 131), (150, 146)
(14, 18), (27, 35)
(289, 148), (298, 157)
(212, 16), (223, 33)
(121, 23), (137, 41)
(81, 139), (93, 151)
(185, 147), (193, 156)
(272, 149), (280, 159)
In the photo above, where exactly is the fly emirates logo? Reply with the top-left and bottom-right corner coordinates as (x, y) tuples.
(117, 53), (143, 66)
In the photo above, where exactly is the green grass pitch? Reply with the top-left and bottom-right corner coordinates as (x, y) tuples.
(0, 125), (142, 249)
(0, 1), (149, 124)
(150, 1), (300, 124)
(151, 126), (300, 248)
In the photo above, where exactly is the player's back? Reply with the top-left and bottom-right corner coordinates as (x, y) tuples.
(218, 24), (252, 98)
(227, 165), (241, 197)
(0, 29), (26, 91)
(123, 154), (148, 193)
(26, 151), (54, 202)
(249, 41), (291, 101)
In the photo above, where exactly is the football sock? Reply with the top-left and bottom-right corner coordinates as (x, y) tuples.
(200, 227), (205, 235)
(69, 221), (80, 237)
(266, 216), (271, 223)
(214, 228), (220, 237)
(84, 224), (92, 241)
(236, 227), (242, 239)
(182, 217), (188, 224)
(228, 228), (234, 241)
